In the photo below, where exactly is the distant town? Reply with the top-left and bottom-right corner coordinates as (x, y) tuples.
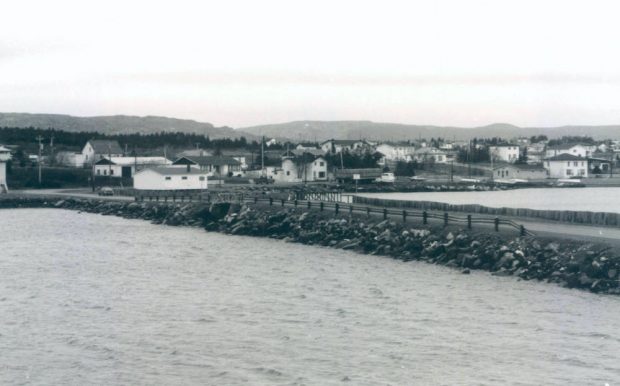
(1, 125), (619, 194)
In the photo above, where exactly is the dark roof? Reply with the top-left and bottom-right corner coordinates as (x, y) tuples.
(321, 139), (368, 146)
(138, 167), (206, 176)
(88, 140), (123, 154)
(545, 154), (586, 161)
(282, 149), (326, 158)
(172, 156), (241, 166)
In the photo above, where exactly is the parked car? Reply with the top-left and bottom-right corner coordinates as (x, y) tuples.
(98, 186), (114, 196)
(375, 172), (396, 183)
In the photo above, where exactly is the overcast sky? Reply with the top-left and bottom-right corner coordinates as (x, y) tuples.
(1, 0), (619, 128)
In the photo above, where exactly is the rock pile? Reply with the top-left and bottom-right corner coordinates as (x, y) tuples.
(1, 195), (618, 295)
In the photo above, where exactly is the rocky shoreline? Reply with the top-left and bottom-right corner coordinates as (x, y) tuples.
(2, 195), (619, 295)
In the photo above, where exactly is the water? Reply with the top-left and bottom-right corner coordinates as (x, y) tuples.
(1, 209), (619, 385)
(359, 187), (620, 213)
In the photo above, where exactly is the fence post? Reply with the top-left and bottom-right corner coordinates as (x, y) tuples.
(307, 201), (311, 209)
(467, 214), (472, 229)
(423, 211), (428, 225)
(254, 196), (258, 204)
(402, 210), (407, 223)
(320, 202), (324, 212)
(520, 225), (526, 237)
(444, 212), (448, 227)
(383, 208), (388, 220)
(281, 199), (285, 207)
(367, 207), (371, 217)
(494, 217), (499, 232)
(294, 200), (298, 207)
(269, 197), (273, 206)
(349, 205), (353, 214)
(335, 203), (339, 215)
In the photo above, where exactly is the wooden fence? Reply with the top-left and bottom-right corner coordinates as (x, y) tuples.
(352, 196), (620, 227)
(251, 197), (533, 236)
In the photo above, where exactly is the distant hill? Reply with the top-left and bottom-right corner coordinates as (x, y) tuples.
(0, 113), (250, 139)
(240, 120), (620, 141)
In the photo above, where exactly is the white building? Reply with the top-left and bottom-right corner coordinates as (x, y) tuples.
(0, 145), (10, 193)
(412, 147), (449, 164)
(489, 144), (520, 163)
(375, 143), (416, 162)
(94, 156), (172, 178)
(56, 151), (87, 168)
(274, 156), (328, 183)
(544, 154), (588, 178)
(493, 164), (548, 181)
(133, 166), (208, 190)
(82, 140), (124, 166)
(545, 143), (598, 159)
(320, 139), (372, 154)
(171, 156), (242, 177)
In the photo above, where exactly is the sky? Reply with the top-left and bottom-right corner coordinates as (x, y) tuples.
(1, 0), (619, 128)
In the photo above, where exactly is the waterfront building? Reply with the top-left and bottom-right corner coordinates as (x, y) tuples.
(133, 166), (208, 190)
(412, 147), (449, 164)
(0, 145), (10, 193)
(94, 156), (172, 178)
(274, 154), (328, 183)
(544, 154), (588, 178)
(493, 164), (548, 181)
(545, 143), (597, 159)
(375, 143), (416, 163)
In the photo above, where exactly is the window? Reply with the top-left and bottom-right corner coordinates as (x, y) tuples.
(182, 176), (188, 180)
(566, 169), (573, 176)
(567, 162), (570, 166)
(574, 161), (578, 167)
(165, 176), (171, 180)
(286, 171), (290, 176)
(581, 162), (584, 166)
(110, 169), (114, 175)
(320, 162), (324, 166)
(199, 176), (205, 181)
(319, 171), (325, 178)
(103, 170), (107, 176)
(96, 169), (101, 175)
(579, 169), (586, 176)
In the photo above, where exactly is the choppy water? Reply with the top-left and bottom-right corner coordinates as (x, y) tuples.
(1, 209), (619, 385)
(358, 187), (620, 213)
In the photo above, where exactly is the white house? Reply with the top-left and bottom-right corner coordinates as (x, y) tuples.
(133, 166), (208, 190)
(0, 145), (10, 193)
(82, 140), (124, 165)
(545, 143), (597, 159)
(375, 143), (416, 162)
(94, 156), (172, 178)
(544, 154), (588, 178)
(320, 139), (372, 154)
(489, 144), (520, 163)
(275, 155), (328, 183)
(171, 156), (242, 177)
(412, 147), (449, 164)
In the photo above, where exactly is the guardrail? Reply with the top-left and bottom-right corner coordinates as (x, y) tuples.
(250, 197), (534, 237)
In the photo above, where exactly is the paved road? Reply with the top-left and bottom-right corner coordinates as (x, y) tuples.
(17, 189), (135, 202)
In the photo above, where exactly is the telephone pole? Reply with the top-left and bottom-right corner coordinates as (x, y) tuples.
(36, 135), (44, 185)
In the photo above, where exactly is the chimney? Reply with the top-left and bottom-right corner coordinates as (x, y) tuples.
(186, 163), (191, 173)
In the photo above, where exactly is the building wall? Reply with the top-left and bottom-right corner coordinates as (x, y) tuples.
(0, 162), (6, 190)
(490, 146), (520, 163)
(495, 167), (548, 180)
(134, 170), (208, 190)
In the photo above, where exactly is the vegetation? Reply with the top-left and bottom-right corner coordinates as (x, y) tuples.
(324, 151), (382, 169)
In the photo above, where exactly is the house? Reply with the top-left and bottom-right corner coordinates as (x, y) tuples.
(82, 140), (123, 165)
(265, 138), (278, 147)
(0, 145), (10, 193)
(320, 139), (372, 154)
(56, 151), (87, 168)
(375, 143), (416, 162)
(220, 150), (254, 170)
(133, 166), (208, 191)
(525, 143), (546, 165)
(489, 144), (520, 163)
(544, 154), (589, 178)
(493, 164), (548, 181)
(94, 156), (172, 178)
(274, 155), (328, 183)
(412, 147), (449, 164)
(171, 156), (242, 177)
(545, 143), (597, 159)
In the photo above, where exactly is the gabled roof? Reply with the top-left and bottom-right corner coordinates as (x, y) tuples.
(493, 164), (546, 171)
(87, 140), (123, 154)
(95, 156), (171, 166)
(282, 148), (326, 158)
(136, 166), (207, 176)
(0, 145), (10, 152)
(545, 153), (586, 161)
(172, 155), (241, 166)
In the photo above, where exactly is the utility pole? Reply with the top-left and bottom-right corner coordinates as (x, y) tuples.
(450, 160), (454, 182)
(49, 135), (55, 166)
(108, 144), (112, 180)
(261, 136), (265, 174)
(340, 150), (344, 170)
(36, 135), (44, 186)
